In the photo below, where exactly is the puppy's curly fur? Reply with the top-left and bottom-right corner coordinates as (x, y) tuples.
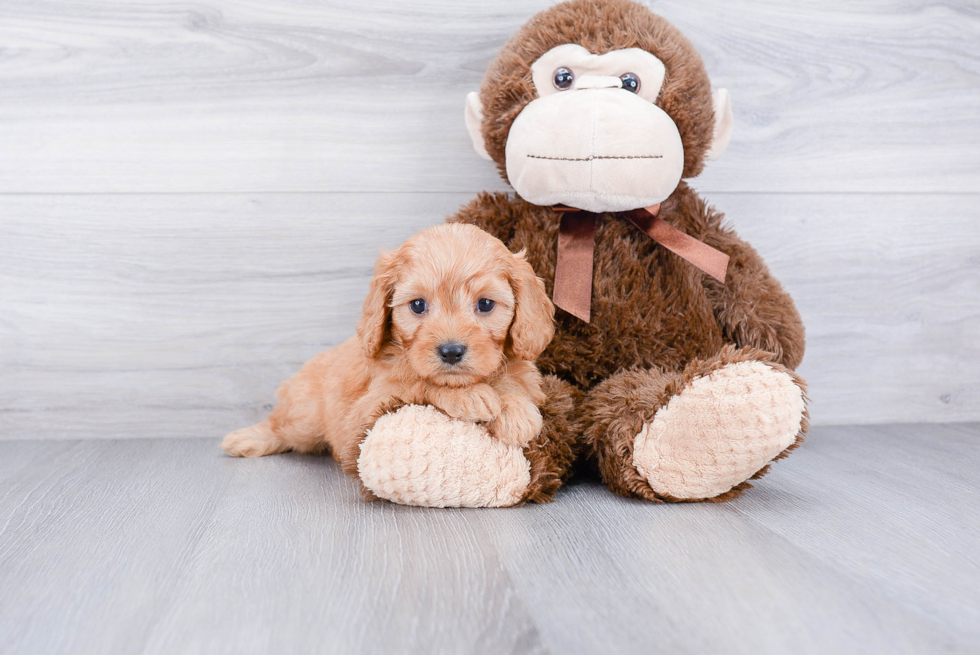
(221, 223), (556, 470)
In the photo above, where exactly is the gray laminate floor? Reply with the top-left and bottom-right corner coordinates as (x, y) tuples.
(0, 423), (977, 655)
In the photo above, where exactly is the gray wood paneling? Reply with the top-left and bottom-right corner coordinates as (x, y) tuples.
(1, 0), (978, 436)
(0, 423), (977, 654)
(729, 193), (980, 425)
(0, 193), (461, 441)
(0, 0), (977, 193)
(1, 192), (977, 441)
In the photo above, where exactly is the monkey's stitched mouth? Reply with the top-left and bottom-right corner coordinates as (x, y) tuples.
(526, 154), (663, 162)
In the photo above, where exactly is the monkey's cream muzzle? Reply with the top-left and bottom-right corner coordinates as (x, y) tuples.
(504, 86), (685, 213)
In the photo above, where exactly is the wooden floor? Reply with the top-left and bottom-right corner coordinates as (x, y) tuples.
(0, 423), (977, 654)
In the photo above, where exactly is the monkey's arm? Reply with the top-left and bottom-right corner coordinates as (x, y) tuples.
(702, 225), (806, 370)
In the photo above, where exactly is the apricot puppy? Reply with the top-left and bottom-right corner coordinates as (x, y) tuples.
(221, 223), (556, 471)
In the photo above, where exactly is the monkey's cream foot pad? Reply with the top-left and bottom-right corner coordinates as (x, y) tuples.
(632, 361), (805, 500)
(358, 405), (531, 508)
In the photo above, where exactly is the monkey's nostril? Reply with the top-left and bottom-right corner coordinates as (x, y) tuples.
(437, 343), (467, 365)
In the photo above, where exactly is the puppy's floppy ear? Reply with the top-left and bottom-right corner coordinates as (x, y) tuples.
(357, 249), (399, 358)
(507, 250), (555, 360)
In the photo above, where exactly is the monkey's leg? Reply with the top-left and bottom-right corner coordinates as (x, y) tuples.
(355, 375), (579, 507)
(583, 345), (808, 502)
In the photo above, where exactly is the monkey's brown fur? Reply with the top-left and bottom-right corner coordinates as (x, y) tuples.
(451, 0), (807, 502)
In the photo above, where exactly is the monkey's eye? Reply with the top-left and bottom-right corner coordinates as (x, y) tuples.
(620, 73), (640, 93)
(409, 299), (427, 315)
(553, 68), (575, 90)
(476, 298), (496, 313)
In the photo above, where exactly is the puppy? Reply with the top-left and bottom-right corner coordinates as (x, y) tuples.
(221, 223), (555, 471)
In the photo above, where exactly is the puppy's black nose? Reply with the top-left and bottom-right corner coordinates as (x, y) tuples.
(437, 342), (467, 365)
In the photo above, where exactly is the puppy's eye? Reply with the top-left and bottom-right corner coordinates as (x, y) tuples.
(553, 67), (574, 90)
(619, 73), (640, 93)
(409, 299), (427, 315)
(476, 298), (496, 313)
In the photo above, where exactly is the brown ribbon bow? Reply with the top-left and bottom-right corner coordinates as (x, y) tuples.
(552, 204), (730, 322)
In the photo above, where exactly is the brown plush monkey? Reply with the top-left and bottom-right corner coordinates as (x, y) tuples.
(356, 0), (808, 506)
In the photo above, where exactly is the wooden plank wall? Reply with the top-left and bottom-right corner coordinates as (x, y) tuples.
(1, 0), (978, 440)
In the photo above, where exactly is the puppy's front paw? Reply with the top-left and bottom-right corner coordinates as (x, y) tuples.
(435, 384), (502, 423)
(488, 399), (543, 448)
(221, 421), (287, 458)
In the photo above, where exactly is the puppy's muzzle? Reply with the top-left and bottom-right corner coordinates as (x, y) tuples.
(437, 342), (467, 366)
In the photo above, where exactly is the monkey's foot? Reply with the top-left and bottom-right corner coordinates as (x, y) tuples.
(357, 405), (531, 508)
(632, 361), (805, 500)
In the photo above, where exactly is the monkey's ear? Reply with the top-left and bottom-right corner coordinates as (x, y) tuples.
(464, 92), (493, 161)
(705, 88), (734, 161)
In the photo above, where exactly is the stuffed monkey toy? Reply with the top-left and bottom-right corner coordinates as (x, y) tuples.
(355, 0), (808, 507)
